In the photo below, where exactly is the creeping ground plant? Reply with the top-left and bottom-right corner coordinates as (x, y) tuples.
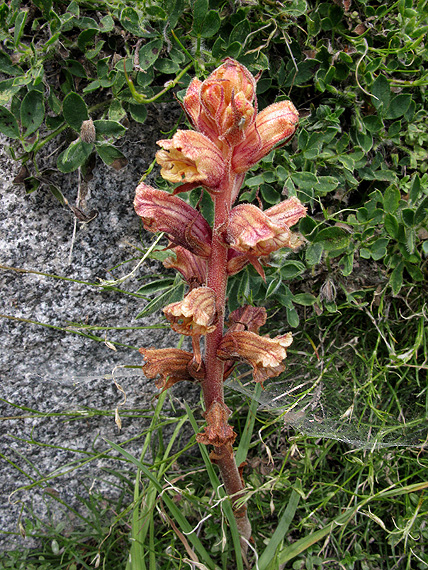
(134, 58), (306, 560)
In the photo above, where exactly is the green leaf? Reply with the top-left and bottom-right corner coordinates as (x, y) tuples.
(192, 0), (208, 34)
(95, 143), (127, 169)
(305, 242), (323, 265)
(230, 19), (251, 44)
(14, 10), (27, 46)
(340, 252), (354, 276)
(384, 213), (399, 239)
(57, 139), (93, 173)
(293, 293), (317, 306)
(136, 281), (185, 318)
(0, 106), (19, 139)
(409, 174), (421, 204)
(316, 176), (339, 195)
(313, 227), (350, 252)
(389, 261), (404, 295)
(77, 28), (98, 51)
(32, 0), (53, 14)
(260, 184), (280, 204)
(138, 39), (163, 71)
(20, 90), (45, 137)
(129, 103), (147, 124)
(63, 92), (89, 131)
(120, 7), (143, 35)
(385, 94), (412, 120)
(64, 59), (87, 78)
(383, 186), (401, 213)
(280, 260), (306, 279)
(136, 278), (175, 296)
(286, 306), (299, 328)
(291, 172), (318, 189)
(200, 10), (221, 38)
(371, 74), (390, 110)
(93, 120), (127, 138)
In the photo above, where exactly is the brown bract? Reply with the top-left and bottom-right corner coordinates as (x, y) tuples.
(134, 183), (212, 258)
(217, 330), (293, 385)
(227, 305), (267, 334)
(163, 287), (217, 336)
(196, 401), (237, 447)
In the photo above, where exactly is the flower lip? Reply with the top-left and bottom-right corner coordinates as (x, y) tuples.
(134, 183), (212, 258)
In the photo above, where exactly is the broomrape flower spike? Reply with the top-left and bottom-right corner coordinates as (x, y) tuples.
(134, 57), (306, 561)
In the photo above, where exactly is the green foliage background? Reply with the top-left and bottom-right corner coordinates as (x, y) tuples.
(1, 0), (427, 569)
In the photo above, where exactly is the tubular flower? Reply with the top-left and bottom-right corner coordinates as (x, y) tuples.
(217, 330), (293, 385)
(163, 246), (207, 287)
(134, 183), (212, 258)
(225, 200), (306, 257)
(196, 401), (237, 448)
(232, 100), (299, 173)
(140, 348), (204, 392)
(182, 58), (257, 146)
(163, 287), (217, 336)
(156, 130), (226, 191)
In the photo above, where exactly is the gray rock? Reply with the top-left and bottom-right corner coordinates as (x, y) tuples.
(0, 106), (198, 550)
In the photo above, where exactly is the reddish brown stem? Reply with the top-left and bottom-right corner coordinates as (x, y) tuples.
(201, 174), (252, 553)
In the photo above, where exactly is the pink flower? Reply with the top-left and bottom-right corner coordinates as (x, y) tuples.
(156, 130), (226, 192)
(217, 330), (293, 385)
(232, 101), (299, 173)
(225, 198), (306, 257)
(134, 183), (212, 258)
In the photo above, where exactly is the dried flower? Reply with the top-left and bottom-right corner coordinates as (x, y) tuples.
(80, 119), (96, 144)
(217, 330), (293, 385)
(134, 183), (212, 258)
(163, 287), (217, 336)
(140, 348), (203, 391)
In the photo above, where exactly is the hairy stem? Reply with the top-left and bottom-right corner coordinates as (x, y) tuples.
(202, 174), (252, 553)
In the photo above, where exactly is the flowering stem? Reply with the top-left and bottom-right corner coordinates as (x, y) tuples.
(202, 174), (252, 551)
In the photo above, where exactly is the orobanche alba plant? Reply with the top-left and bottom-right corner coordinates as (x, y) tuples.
(134, 58), (306, 557)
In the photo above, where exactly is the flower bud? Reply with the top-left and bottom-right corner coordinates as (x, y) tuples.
(134, 183), (212, 258)
(80, 119), (96, 144)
